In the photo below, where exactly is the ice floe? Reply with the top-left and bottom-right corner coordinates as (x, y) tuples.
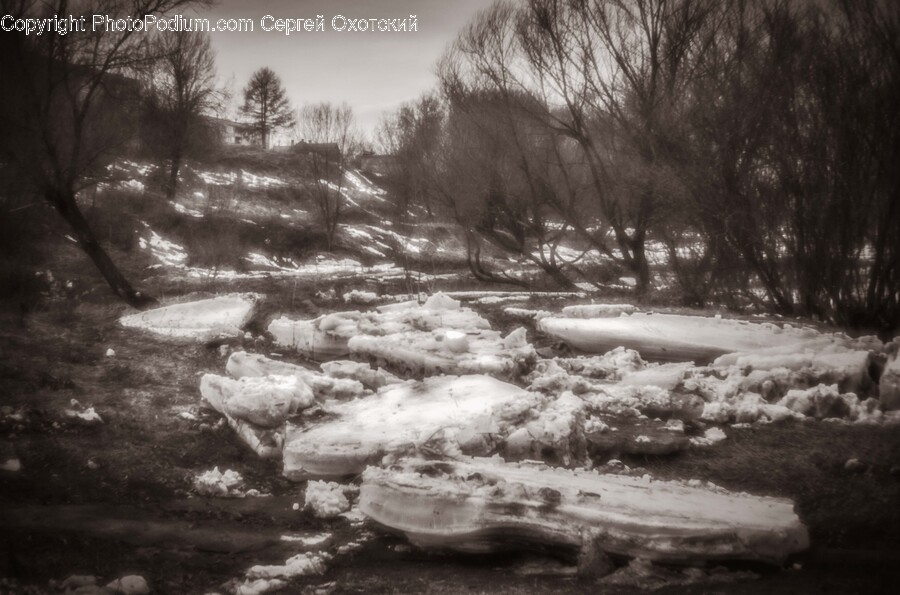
(359, 457), (809, 565)
(120, 294), (258, 340)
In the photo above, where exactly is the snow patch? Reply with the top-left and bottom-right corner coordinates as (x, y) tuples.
(138, 226), (188, 268)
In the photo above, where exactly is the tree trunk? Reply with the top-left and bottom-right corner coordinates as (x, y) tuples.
(464, 233), (528, 288)
(535, 258), (578, 291)
(47, 189), (158, 310)
(631, 241), (651, 294)
(166, 154), (181, 200)
(325, 223), (335, 252)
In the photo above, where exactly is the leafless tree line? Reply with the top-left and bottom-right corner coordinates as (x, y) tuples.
(0, 0), (212, 308)
(299, 102), (360, 252)
(379, 0), (900, 332)
(0, 0), (355, 308)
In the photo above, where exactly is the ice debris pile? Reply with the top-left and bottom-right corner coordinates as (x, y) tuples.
(200, 351), (386, 458)
(267, 293), (536, 379)
(202, 297), (900, 475)
(49, 574), (150, 595)
(202, 299), (900, 475)
(536, 309), (900, 419)
(193, 295), (900, 576)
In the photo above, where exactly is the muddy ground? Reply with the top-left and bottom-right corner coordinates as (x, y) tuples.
(2, 284), (900, 594)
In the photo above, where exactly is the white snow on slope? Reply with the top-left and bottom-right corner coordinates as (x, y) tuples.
(138, 224), (188, 268)
(344, 169), (386, 198)
(170, 201), (204, 218)
(197, 169), (286, 188)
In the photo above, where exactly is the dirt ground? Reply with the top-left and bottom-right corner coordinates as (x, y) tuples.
(2, 285), (900, 594)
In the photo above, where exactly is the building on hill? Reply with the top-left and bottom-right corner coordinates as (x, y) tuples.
(208, 117), (262, 147)
(359, 153), (398, 176)
(293, 140), (341, 161)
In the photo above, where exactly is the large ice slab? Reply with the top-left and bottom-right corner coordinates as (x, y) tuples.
(360, 457), (809, 565)
(539, 313), (824, 363)
(560, 304), (638, 318)
(282, 375), (541, 479)
(120, 294), (258, 340)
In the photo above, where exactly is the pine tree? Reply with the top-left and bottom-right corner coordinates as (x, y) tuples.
(240, 67), (295, 149)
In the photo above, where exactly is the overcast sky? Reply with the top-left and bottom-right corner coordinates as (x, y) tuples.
(193, 0), (494, 141)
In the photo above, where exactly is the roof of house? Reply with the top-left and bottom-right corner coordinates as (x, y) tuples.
(206, 116), (256, 130)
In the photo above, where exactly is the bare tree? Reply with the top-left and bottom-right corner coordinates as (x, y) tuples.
(241, 67), (295, 149)
(515, 0), (717, 293)
(376, 94), (444, 219)
(142, 31), (221, 199)
(681, 0), (900, 329)
(298, 102), (359, 251)
(0, 0), (208, 309)
(433, 0), (899, 328)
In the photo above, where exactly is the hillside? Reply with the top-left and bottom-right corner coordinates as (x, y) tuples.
(5, 144), (659, 314)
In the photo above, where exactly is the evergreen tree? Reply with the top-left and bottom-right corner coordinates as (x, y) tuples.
(240, 67), (295, 149)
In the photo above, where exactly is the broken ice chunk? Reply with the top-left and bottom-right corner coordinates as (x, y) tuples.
(201, 374), (314, 428)
(690, 427), (727, 446)
(193, 467), (245, 497)
(267, 312), (359, 360)
(304, 481), (352, 518)
(422, 293), (461, 311)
